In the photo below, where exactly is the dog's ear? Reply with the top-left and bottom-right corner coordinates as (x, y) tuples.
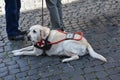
(41, 27), (50, 39)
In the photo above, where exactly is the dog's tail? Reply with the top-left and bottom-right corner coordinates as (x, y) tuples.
(87, 43), (107, 62)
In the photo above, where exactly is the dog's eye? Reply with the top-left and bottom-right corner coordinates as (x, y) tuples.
(33, 30), (36, 33)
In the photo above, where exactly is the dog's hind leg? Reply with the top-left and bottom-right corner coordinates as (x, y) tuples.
(62, 55), (79, 62)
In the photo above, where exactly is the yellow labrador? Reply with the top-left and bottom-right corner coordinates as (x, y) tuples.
(12, 25), (107, 62)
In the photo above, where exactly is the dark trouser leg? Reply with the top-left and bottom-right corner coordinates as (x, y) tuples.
(4, 0), (21, 36)
(57, 0), (63, 26)
(46, 0), (63, 30)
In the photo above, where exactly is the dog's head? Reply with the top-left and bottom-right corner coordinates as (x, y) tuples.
(27, 25), (50, 43)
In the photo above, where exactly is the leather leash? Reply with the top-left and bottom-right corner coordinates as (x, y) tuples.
(41, 0), (44, 26)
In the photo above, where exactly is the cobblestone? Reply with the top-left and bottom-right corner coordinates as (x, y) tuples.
(96, 71), (108, 78)
(0, 0), (120, 80)
(84, 73), (96, 80)
(109, 74), (120, 80)
(4, 75), (16, 80)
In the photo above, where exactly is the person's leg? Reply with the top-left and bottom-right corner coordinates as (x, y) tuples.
(4, 0), (20, 36)
(57, 0), (64, 31)
(16, 0), (26, 34)
(4, 0), (26, 40)
(46, 0), (61, 30)
(57, 0), (63, 27)
(16, 0), (21, 24)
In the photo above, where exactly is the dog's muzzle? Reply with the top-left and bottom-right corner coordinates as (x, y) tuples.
(27, 35), (31, 41)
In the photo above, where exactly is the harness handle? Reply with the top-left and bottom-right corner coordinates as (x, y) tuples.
(48, 31), (83, 44)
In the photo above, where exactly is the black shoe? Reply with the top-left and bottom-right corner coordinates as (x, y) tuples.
(18, 30), (27, 35)
(8, 35), (25, 41)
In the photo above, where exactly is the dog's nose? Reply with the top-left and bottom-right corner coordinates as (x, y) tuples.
(27, 35), (31, 41)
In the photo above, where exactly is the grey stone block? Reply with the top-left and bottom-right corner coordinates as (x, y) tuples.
(96, 71), (108, 78)
(4, 75), (15, 80)
(0, 63), (5, 68)
(16, 72), (27, 79)
(109, 74), (120, 80)
(9, 68), (20, 74)
(20, 66), (30, 72)
(8, 64), (19, 70)
(0, 71), (8, 77)
(0, 67), (8, 73)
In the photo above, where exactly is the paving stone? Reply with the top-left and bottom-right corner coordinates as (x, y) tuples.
(0, 41), (5, 47)
(0, 47), (3, 53)
(20, 65), (30, 72)
(0, 36), (2, 41)
(84, 73), (97, 80)
(17, 77), (31, 80)
(59, 73), (72, 80)
(99, 77), (111, 80)
(94, 65), (105, 72)
(0, 58), (2, 63)
(30, 74), (41, 80)
(30, 63), (40, 69)
(62, 64), (75, 73)
(39, 78), (49, 80)
(16, 59), (28, 67)
(96, 71), (108, 78)
(105, 68), (120, 75)
(4, 75), (15, 80)
(103, 63), (116, 69)
(39, 72), (53, 78)
(48, 75), (62, 80)
(0, 71), (8, 77)
(109, 74), (120, 80)
(8, 64), (19, 70)
(3, 58), (12, 63)
(4, 44), (12, 52)
(83, 67), (95, 73)
(70, 75), (85, 80)
(0, 67), (8, 73)
(9, 68), (20, 74)
(0, 63), (5, 68)
(6, 61), (16, 66)
(28, 69), (38, 76)
(12, 56), (20, 61)
(16, 72), (27, 79)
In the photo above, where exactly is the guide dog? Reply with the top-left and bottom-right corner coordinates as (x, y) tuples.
(12, 25), (107, 62)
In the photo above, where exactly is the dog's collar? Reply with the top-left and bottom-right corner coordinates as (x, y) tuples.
(34, 37), (52, 50)
(34, 30), (52, 51)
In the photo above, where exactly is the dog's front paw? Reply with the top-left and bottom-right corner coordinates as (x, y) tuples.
(62, 59), (69, 63)
(13, 52), (23, 56)
(12, 50), (19, 53)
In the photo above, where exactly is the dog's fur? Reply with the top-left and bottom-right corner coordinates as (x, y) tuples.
(12, 25), (107, 62)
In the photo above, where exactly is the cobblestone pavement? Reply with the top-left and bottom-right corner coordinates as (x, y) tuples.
(0, 0), (120, 80)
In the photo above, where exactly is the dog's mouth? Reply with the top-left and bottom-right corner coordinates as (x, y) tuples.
(27, 36), (31, 41)
(27, 36), (36, 44)
(31, 41), (36, 45)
